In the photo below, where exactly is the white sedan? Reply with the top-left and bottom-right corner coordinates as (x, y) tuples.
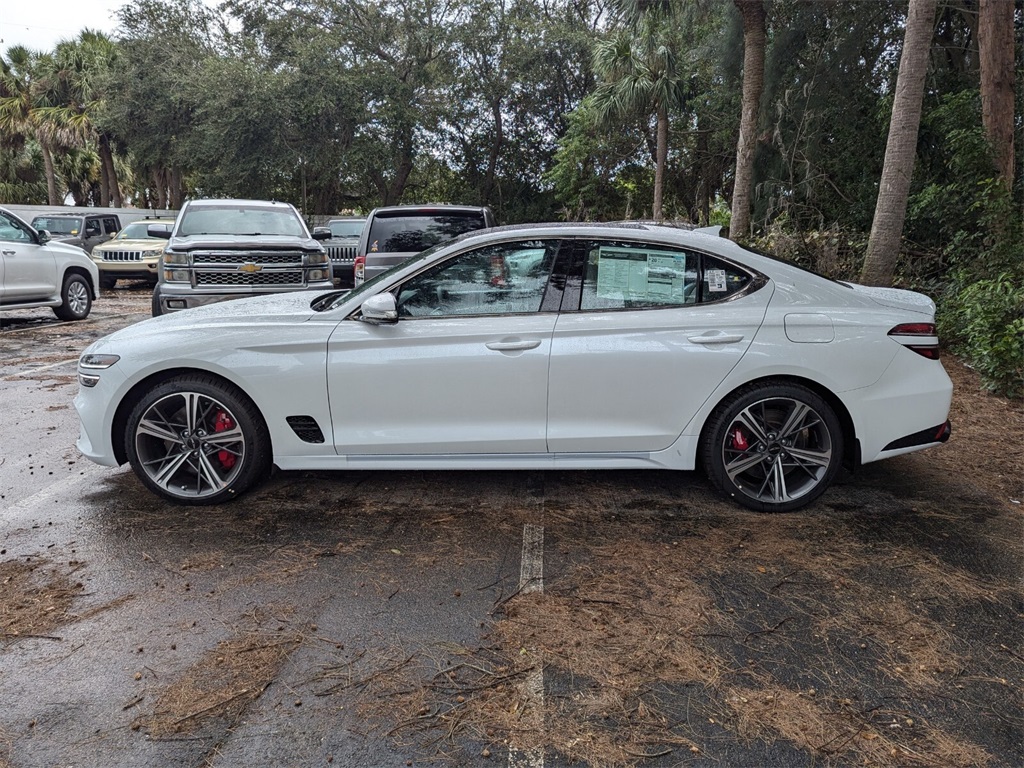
(74, 223), (952, 512)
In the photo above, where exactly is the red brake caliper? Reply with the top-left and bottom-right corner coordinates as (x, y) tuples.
(731, 427), (749, 451)
(214, 410), (236, 469)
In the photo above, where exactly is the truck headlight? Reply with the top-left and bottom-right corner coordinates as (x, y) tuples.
(304, 251), (329, 266)
(163, 250), (189, 265)
(164, 269), (190, 282)
(307, 269), (329, 281)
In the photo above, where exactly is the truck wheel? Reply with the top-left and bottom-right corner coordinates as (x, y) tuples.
(100, 275), (117, 291)
(53, 274), (92, 321)
(151, 285), (163, 317)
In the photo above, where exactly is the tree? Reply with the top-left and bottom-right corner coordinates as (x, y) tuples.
(729, 0), (765, 241)
(978, 0), (1015, 189)
(590, 11), (688, 221)
(859, 0), (937, 287)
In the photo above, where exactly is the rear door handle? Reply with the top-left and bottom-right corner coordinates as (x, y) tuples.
(688, 332), (744, 345)
(486, 339), (542, 351)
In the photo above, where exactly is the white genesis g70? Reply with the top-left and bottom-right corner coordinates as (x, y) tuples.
(75, 223), (952, 512)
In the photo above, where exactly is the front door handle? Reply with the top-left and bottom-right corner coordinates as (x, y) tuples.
(486, 339), (542, 351)
(688, 332), (745, 345)
(1, 250), (15, 256)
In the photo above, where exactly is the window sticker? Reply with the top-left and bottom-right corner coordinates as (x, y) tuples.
(706, 268), (727, 292)
(596, 246), (689, 303)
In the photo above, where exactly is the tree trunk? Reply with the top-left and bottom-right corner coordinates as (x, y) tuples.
(98, 152), (111, 208)
(729, 0), (766, 242)
(978, 0), (1015, 188)
(40, 142), (60, 206)
(169, 168), (185, 209)
(483, 97), (504, 206)
(859, 0), (937, 287)
(653, 105), (668, 222)
(152, 169), (168, 210)
(100, 135), (123, 207)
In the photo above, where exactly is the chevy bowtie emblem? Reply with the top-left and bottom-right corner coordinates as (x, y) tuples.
(238, 262), (263, 273)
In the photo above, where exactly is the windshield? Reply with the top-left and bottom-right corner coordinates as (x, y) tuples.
(312, 240), (452, 312)
(32, 217), (80, 235)
(367, 212), (486, 253)
(177, 205), (306, 237)
(329, 220), (364, 238)
(117, 221), (168, 239)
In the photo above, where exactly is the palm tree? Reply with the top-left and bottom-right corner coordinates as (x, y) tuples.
(729, 0), (766, 242)
(589, 11), (688, 221)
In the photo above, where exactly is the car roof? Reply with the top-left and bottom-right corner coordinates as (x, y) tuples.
(185, 199), (296, 210)
(369, 204), (490, 215)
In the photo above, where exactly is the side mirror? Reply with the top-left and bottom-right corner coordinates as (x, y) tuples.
(312, 226), (331, 241)
(360, 293), (398, 325)
(36, 229), (51, 245)
(148, 224), (172, 239)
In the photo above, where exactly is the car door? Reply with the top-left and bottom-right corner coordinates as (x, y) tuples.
(327, 238), (563, 455)
(0, 210), (56, 301)
(546, 239), (772, 453)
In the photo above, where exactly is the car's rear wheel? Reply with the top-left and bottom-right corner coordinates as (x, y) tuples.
(53, 273), (92, 321)
(125, 375), (271, 505)
(701, 382), (843, 513)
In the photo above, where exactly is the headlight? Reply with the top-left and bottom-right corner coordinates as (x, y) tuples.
(80, 354), (120, 369)
(304, 251), (329, 266)
(163, 250), (189, 265)
(307, 269), (329, 281)
(164, 269), (190, 282)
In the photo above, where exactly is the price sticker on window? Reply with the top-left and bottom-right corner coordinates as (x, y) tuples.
(707, 268), (727, 292)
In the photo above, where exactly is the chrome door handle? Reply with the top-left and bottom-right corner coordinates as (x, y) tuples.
(486, 339), (542, 351)
(688, 333), (744, 344)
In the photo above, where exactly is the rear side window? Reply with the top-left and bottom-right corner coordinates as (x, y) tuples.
(367, 213), (486, 254)
(103, 218), (119, 234)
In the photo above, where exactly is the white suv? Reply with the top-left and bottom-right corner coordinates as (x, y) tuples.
(0, 206), (100, 321)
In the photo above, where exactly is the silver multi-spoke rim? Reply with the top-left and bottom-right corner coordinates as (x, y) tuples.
(721, 396), (833, 505)
(134, 391), (246, 499)
(67, 280), (89, 316)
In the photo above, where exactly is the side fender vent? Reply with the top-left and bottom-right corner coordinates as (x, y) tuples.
(286, 415), (325, 444)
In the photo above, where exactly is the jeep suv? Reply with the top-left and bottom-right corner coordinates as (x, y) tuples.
(150, 199), (332, 316)
(0, 206), (100, 320)
(30, 212), (119, 254)
(323, 216), (365, 288)
(90, 217), (176, 289)
(354, 205), (495, 285)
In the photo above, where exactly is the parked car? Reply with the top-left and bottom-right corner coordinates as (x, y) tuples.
(323, 216), (365, 288)
(0, 206), (99, 321)
(149, 199), (332, 316)
(90, 217), (176, 290)
(75, 222), (952, 511)
(30, 212), (120, 254)
(354, 204), (495, 285)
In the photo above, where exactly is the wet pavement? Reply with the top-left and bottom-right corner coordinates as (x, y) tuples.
(1, 286), (1021, 768)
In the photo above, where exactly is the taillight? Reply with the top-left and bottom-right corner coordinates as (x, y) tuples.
(354, 255), (365, 285)
(888, 323), (940, 359)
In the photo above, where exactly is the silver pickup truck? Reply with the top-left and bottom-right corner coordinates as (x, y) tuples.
(149, 199), (333, 316)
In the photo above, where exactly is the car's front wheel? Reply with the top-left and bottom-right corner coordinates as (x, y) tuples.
(53, 273), (92, 321)
(125, 374), (271, 504)
(701, 382), (843, 513)
(100, 275), (117, 291)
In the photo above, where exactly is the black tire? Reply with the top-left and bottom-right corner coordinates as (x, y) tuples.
(100, 275), (117, 291)
(701, 382), (843, 513)
(53, 273), (92, 321)
(151, 285), (163, 317)
(125, 374), (272, 505)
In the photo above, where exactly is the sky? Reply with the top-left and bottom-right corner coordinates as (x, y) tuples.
(0, 0), (128, 57)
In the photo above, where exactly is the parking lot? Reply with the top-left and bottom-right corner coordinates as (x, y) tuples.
(1, 285), (1022, 767)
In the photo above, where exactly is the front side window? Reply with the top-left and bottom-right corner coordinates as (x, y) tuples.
(0, 211), (32, 242)
(395, 240), (559, 318)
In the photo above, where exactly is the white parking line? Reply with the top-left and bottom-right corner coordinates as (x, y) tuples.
(6, 358), (78, 378)
(509, 522), (545, 768)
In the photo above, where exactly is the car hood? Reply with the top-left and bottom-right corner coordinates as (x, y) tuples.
(846, 284), (935, 315)
(100, 292), (323, 346)
(97, 239), (165, 250)
(169, 234), (321, 251)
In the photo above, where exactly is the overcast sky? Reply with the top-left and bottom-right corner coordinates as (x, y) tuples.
(1, 0), (127, 56)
